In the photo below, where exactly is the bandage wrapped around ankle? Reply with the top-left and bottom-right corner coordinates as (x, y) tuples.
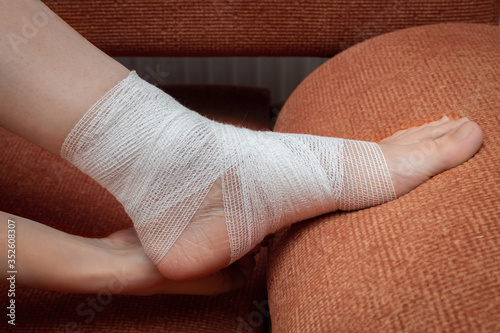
(62, 71), (396, 264)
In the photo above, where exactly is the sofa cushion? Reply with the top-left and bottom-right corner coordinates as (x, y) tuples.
(268, 23), (500, 332)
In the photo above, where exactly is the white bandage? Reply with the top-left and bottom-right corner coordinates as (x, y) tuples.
(62, 71), (396, 264)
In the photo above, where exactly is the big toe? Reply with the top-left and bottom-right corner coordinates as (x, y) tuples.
(434, 120), (483, 173)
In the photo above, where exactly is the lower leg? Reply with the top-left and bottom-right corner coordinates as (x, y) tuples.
(0, 0), (128, 154)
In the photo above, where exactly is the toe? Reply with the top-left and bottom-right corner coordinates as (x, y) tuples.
(428, 115), (450, 126)
(396, 118), (473, 144)
(381, 116), (456, 143)
(420, 117), (470, 140)
(434, 121), (483, 171)
(402, 116), (450, 135)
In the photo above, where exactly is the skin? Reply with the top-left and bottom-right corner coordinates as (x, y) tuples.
(0, 0), (484, 293)
(0, 211), (256, 295)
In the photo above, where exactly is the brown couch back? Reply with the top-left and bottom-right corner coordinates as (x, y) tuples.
(43, 0), (500, 57)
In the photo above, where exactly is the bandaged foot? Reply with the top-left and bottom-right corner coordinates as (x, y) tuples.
(62, 72), (483, 280)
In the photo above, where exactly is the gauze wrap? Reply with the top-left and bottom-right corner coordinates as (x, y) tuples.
(62, 72), (396, 263)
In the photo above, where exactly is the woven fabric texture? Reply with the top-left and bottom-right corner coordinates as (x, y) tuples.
(268, 23), (500, 332)
(0, 86), (270, 332)
(42, 0), (500, 57)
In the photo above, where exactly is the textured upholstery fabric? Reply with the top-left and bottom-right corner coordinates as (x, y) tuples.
(0, 86), (270, 332)
(43, 0), (500, 57)
(268, 23), (500, 332)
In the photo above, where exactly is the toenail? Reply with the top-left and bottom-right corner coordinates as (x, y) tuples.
(456, 122), (473, 139)
(459, 117), (469, 122)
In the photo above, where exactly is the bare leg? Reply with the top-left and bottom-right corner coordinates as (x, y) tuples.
(0, 0), (128, 154)
(0, 0), (483, 281)
(0, 210), (255, 295)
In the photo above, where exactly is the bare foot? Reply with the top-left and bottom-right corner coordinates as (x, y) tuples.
(158, 116), (483, 281)
(379, 116), (483, 197)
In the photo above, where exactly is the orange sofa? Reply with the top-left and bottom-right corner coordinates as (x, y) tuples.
(1, 1), (499, 332)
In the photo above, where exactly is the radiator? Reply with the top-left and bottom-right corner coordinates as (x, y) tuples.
(115, 57), (327, 105)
